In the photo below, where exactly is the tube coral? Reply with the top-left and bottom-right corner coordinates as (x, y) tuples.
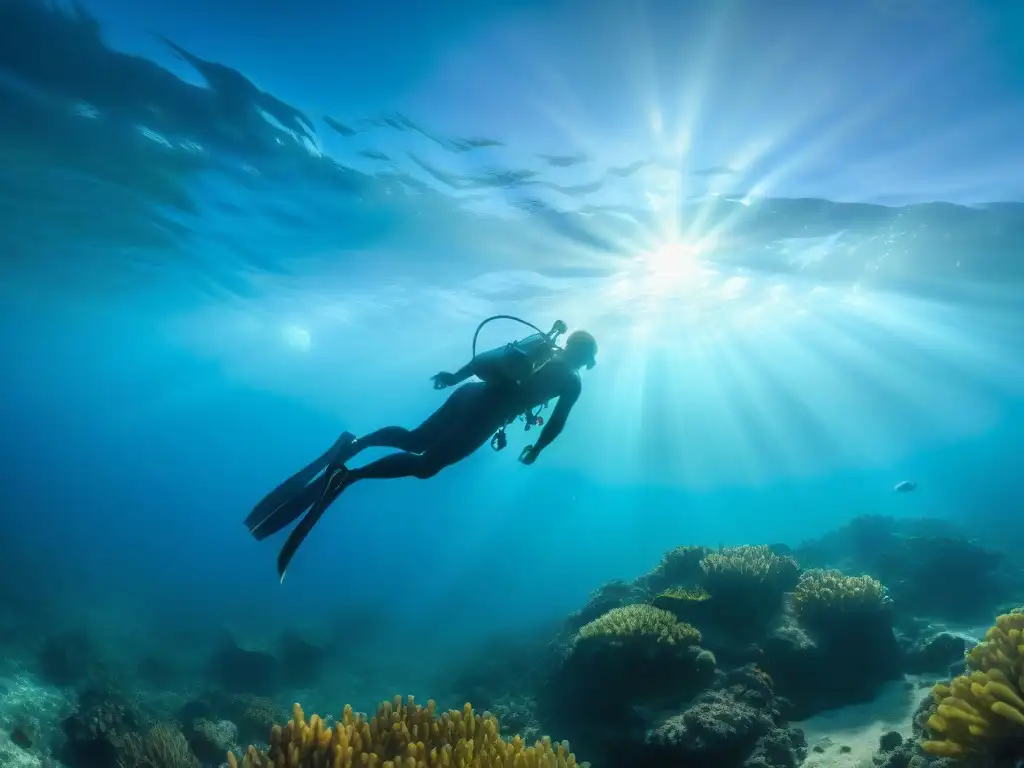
(921, 612), (1024, 759)
(227, 697), (583, 768)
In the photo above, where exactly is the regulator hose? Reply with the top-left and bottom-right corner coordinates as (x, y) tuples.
(471, 314), (548, 359)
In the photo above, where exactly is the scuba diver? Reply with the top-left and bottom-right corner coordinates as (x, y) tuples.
(244, 316), (598, 581)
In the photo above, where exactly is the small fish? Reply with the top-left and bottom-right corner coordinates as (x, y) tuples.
(893, 480), (917, 493)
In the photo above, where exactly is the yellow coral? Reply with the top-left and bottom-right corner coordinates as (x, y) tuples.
(791, 569), (888, 619)
(575, 604), (701, 646)
(227, 696), (583, 768)
(921, 612), (1024, 758)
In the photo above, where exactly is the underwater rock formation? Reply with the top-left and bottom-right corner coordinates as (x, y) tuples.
(901, 632), (969, 676)
(697, 546), (801, 636)
(634, 545), (712, 596)
(563, 579), (650, 634)
(57, 684), (151, 768)
(794, 515), (1013, 623)
(185, 717), (240, 764)
(868, 690), (956, 768)
(760, 571), (902, 718)
(552, 540), (921, 723)
(207, 639), (282, 697)
(36, 631), (101, 688)
(540, 604), (715, 736)
(176, 691), (285, 748)
(622, 665), (805, 768)
(276, 632), (328, 689)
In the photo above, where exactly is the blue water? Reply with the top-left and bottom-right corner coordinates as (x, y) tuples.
(1, 0), (1023, 718)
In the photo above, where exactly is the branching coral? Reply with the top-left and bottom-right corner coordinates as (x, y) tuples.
(921, 612), (1024, 759)
(656, 588), (711, 603)
(563, 580), (646, 633)
(699, 545), (799, 595)
(791, 569), (888, 624)
(228, 697), (583, 768)
(117, 723), (199, 768)
(575, 605), (701, 647)
(650, 588), (714, 625)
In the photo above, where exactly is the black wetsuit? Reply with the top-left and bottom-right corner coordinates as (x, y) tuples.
(248, 357), (583, 580)
(342, 357), (582, 482)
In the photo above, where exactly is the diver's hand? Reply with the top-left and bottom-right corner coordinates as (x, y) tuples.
(519, 445), (538, 465)
(431, 371), (458, 390)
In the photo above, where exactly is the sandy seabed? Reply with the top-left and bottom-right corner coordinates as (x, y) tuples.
(799, 676), (938, 768)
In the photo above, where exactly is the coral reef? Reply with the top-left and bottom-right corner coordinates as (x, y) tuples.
(700, 546), (800, 596)
(235, 696), (287, 746)
(489, 696), (541, 745)
(616, 665), (804, 768)
(698, 546), (801, 633)
(562, 581), (648, 634)
(9, 516), (1012, 768)
(650, 587), (716, 626)
(760, 577), (902, 719)
(539, 604), (717, 765)
(791, 569), (889, 627)
(635, 546), (712, 595)
(175, 691), (286, 747)
(793, 515), (1015, 623)
(921, 612), (1024, 760)
(548, 604), (711, 711)
(58, 684), (152, 768)
(117, 723), (200, 768)
(185, 717), (240, 763)
(575, 605), (701, 646)
(229, 697), (583, 768)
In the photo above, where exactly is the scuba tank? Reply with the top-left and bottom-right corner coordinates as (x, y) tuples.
(470, 316), (568, 386)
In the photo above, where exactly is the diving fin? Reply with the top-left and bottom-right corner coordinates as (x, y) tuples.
(277, 465), (349, 582)
(245, 431), (356, 537)
(248, 482), (321, 542)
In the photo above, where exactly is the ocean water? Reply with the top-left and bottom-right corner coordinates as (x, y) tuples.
(1, 1), (1023, 766)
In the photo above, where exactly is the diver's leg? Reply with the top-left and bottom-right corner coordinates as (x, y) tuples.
(275, 391), (499, 581)
(345, 409), (501, 482)
(339, 382), (485, 459)
(267, 391), (479, 541)
(245, 431), (356, 537)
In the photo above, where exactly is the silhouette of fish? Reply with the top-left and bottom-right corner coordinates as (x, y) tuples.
(893, 480), (917, 493)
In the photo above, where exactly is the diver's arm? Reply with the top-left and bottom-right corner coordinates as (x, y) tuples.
(526, 375), (581, 459)
(448, 361), (476, 383)
(431, 361), (476, 389)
